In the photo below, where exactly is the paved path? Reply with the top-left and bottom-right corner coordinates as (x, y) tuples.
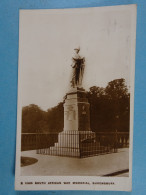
(21, 148), (129, 176)
(117, 172), (129, 177)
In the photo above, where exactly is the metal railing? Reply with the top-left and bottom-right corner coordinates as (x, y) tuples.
(21, 131), (129, 158)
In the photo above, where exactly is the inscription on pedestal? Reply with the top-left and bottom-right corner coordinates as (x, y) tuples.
(65, 110), (76, 121)
(78, 103), (90, 131)
(66, 105), (76, 121)
(82, 105), (86, 115)
(64, 103), (78, 131)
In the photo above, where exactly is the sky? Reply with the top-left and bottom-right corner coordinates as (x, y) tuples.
(18, 5), (136, 110)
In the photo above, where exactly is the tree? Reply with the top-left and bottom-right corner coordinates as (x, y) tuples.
(87, 79), (130, 133)
(22, 104), (48, 133)
(47, 102), (64, 133)
(105, 78), (129, 100)
(105, 79), (130, 132)
(89, 86), (105, 97)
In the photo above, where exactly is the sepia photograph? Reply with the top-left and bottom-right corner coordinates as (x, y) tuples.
(15, 5), (136, 191)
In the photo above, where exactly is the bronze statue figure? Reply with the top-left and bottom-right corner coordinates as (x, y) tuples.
(70, 47), (85, 88)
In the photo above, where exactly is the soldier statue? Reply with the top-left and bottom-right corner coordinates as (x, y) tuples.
(70, 47), (85, 88)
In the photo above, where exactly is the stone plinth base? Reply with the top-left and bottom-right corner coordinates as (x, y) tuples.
(47, 130), (99, 157)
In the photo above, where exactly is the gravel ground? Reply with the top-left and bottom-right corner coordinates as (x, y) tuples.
(21, 148), (129, 176)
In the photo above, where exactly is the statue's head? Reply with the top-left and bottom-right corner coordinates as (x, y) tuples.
(74, 47), (80, 54)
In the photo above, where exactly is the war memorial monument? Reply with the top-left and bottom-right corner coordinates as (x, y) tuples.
(38, 48), (99, 157)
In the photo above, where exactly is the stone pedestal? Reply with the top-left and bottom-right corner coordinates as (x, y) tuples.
(49, 87), (99, 157)
(64, 87), (90, 132)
